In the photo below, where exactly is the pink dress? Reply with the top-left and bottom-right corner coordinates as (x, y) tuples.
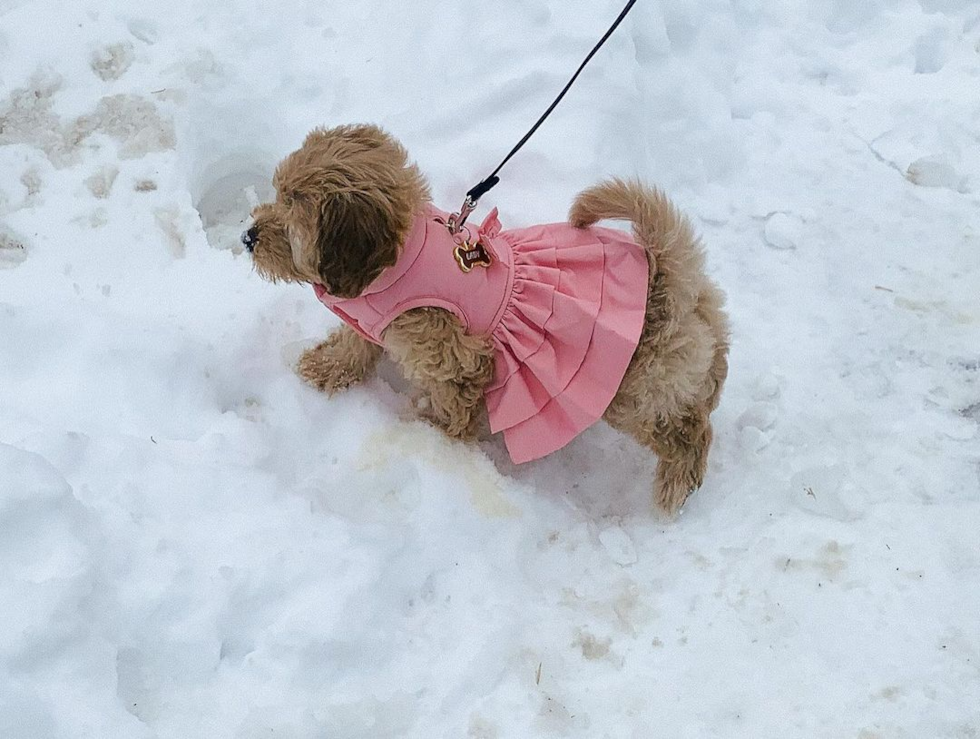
(314, 204), (649, 463)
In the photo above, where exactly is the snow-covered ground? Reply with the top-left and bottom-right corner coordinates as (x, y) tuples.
(2, 0), (979, 736)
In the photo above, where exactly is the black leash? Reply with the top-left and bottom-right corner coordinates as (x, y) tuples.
(448, 0), (638, 234)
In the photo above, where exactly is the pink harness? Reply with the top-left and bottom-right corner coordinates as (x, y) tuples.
(315, 204), (649, 463)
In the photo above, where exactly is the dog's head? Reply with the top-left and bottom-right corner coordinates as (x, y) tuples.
(244, 124), (430, 298)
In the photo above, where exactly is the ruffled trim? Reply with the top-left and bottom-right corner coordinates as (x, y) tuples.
(484, 225), (648, 461)
(501, 255), (648, 463)
(487, 239), (604, 431)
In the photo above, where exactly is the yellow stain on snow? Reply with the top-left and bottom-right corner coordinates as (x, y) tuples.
(464, 465), (522, 519)
(356, 422), (522, 519)
(894, 296), (974, 324)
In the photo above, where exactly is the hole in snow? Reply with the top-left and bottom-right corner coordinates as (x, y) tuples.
(191, 152), (275, 253)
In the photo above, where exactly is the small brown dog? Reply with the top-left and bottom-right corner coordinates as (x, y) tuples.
(246, 124), (729, 514)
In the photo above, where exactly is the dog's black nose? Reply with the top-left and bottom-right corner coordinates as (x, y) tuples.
(242, 226), (258, 253)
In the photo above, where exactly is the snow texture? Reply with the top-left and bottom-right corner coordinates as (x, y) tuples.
(1, 0), (979, 737)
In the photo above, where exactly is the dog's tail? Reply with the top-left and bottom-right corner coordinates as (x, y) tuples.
(568, 177), (707, 324)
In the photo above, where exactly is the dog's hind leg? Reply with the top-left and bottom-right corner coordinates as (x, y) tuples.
(615, 409), (713, 516)
(693, 279), (731, 414)
(651, 410), (713, 515)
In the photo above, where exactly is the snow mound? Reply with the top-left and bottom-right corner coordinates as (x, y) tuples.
(1, 0), (979, 736)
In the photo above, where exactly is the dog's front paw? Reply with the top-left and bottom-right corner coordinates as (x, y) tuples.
(295, 327), (382, 394)
(297, 342), (361, 394)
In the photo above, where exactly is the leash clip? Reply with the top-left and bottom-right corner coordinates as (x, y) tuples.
(447, 195), (477, 235)
(441, 197), (496, 273)
(448, 175), (500, 235)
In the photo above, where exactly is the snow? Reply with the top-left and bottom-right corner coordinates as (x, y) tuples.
(763, 212), (804, 251)
(1, 0), (979, 736)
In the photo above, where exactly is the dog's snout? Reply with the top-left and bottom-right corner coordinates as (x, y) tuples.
(242, 226), (258, 253)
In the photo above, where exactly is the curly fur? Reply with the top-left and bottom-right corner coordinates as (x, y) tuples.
(297, 324), (383, 393)
(384, 308), (495, 440)
(570, 179), (730, 513)
(250, 124), (430, 294)
(249, 126), (729, 516)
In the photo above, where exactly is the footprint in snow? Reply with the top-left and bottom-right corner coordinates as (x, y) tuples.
(738, 373), (782, 452)
(598, 525), (637, 566)
(0, 224), (28, 269)
(790, 464), (863, 521)
(126, 18), (159, 45)
(913, 27), (948, 75)
(0, 75), (174, 167)
(90, 42), (135, 81)
(84, 165), (119, 199)
(763, 212), (804, 251)
(906, 155), (968, 193)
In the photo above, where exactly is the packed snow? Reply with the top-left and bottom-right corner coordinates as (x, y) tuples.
(1, 0), (979, 737)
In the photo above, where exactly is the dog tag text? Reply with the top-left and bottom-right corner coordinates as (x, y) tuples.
(454, 239), (493, 273)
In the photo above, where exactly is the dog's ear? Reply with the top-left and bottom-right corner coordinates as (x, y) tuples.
(276, 124), (432, 297)
(314, 188), (402, 299)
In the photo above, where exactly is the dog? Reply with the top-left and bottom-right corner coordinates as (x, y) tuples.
(245, 124), (729, 514)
